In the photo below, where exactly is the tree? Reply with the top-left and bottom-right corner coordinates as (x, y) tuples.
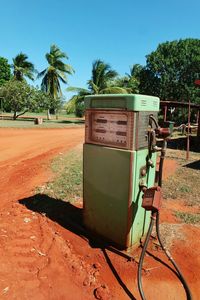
(140, 39), (200, 102)
(87, 59), (119, 94)
(0, 57), (11, 86)
(12, 53), (35, 81)
(34, 90), (63, 116)
(66, 59), (126, 116)
(0, 80), (47, 119)
(38, 44), (74, 109)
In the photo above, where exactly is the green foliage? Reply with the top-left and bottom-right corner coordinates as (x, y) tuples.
(113, 75), (139, 94)
(87, 59), (118, 94)
(0, 57), (11, 86)
(65, 89), (88, 115)
(38, 44), (74, 100)
(139, 39), (200, 102)
(32, 88), (62, 112)
(75, 101), (85, 117)
(12, 52), (36, 81)
(66, 59), (126, 116)
(0, 80), (36, 118)
(0, 80), (57, 119)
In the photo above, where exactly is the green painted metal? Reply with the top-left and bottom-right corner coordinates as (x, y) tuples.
(83, 145), (157, 249)
(83, 144), (133, 248)
(83, 94), (159, 250)
(130, 149), (156, 246)
(85, 94), (160, 112)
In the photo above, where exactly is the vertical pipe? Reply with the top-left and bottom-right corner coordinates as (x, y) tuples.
(164, 105), (167, 122)
(197, 109), (200, 137)
(186, 100), (191, 160)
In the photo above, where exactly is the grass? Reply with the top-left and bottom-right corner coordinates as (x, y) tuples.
(37, 145), (199, 226)
(0, 118), (84, 128)
(38, 146), (83, 202)
(163, 149), (200, 206)
(0, 111), (76, 118)
(175, 212), (200, 224)
(0, 111), (84, 128)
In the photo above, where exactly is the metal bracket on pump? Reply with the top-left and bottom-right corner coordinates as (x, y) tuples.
(142, 186), (162, 212)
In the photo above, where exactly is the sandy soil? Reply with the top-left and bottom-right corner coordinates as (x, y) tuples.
(0, 127), (199, 300)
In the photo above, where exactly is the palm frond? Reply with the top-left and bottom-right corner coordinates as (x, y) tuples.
(101, 87), (128, 94)
(37, 68), (47, 79)
(39, 44), (74, 99)
(89, 59), (118, 93)
(66, 86), (89, 94)
(12, 52), (36, 81)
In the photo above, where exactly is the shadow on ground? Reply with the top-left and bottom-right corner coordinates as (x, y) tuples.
(19, 194), (181, 300)
(19, 193), (136, 300)
(166, 136), (200, 152)
(19, 194), (184, 300)
(58, 120), (85, 124)
(183, 160), (200, 170)
(19, 194), (84, 237)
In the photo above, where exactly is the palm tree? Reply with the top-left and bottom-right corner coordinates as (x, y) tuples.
(66, 59), (127, 116)
(38, 44), (74, 100)
(12, 53), (35, 81)
(87, 59), (119, 94)
(127, 64), (143, 79)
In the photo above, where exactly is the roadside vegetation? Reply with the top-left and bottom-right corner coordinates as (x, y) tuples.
(0, 44), (73, 120)
(163, 149), (200, 207)
(38, 146), (82, 202)
(175, 211), (200, 224)
(0, 38), (200, 120)
(66, 38), (200, 117)
(37, 146), (200, 226)
(0, 118), (83, 128)
(162, 149), (200, 224)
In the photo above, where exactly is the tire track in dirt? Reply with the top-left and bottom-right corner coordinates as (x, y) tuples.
(0, 201), (102, 299)
(0, 203), (46, 299)
(0, 128), (107, 300)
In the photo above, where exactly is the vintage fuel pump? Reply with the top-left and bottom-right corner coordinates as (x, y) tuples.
(83, 94), (193, 300)
(83, 94), (160, 249)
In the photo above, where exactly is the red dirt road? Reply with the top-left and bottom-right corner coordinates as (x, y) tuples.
(0, 127), (199, 300)
(0, 128), (84, 206)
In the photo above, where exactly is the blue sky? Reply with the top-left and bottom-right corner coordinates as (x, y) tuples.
(0, 0), (200, 100)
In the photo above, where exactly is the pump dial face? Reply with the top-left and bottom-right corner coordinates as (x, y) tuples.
(85, 110), (134, 149)
(92, 112), (128, 145)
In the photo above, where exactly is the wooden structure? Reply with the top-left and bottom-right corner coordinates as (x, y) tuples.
(160, 101), (200, 136)
(160, 100), (200, 160)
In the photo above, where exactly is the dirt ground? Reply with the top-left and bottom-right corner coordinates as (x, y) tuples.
(0, 127), (199, 300)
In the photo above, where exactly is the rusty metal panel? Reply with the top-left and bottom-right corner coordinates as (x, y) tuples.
(136, 111), (158, 150)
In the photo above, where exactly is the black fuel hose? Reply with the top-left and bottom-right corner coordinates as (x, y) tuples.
(156, 211), (193, 300)
(138, 132), (193, 299)
(137, 211), (193, 300)
(137, 214), (155, 300)
(149, 114), (159, 129)
(157, 141), (193, 299)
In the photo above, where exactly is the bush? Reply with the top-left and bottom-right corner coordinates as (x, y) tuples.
(75, 102), (84, 117)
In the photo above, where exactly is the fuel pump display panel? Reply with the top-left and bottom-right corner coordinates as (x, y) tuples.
(85, 110), (134, 149)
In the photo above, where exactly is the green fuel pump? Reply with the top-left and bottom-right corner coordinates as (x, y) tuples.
(83, 95), (192, 299)
(83, 94), (160, 250)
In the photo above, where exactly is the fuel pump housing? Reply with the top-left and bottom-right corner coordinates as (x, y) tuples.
(83, 94), (160, 250)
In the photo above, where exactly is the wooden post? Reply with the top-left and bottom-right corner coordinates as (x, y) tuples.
(186, 100), (191, 160)
(164, 105), (167, 122)
(197, 109), (200, 137)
